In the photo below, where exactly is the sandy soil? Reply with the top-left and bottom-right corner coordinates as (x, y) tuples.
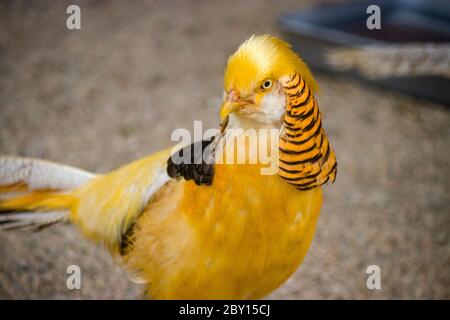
(0, 0), (449, 299)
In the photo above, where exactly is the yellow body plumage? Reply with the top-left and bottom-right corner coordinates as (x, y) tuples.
(122, 123), (323, 298)
(126, 165), (322, 299)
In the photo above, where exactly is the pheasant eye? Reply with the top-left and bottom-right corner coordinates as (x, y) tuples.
(261, 79), (272, 90)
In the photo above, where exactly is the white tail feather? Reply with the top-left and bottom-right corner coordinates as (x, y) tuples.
(0, 156), (95, 231)
(0, 156), (96, 191)
(0, 211), (69, 231)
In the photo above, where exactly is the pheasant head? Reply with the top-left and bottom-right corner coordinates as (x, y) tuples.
(221, 35), (337, 190)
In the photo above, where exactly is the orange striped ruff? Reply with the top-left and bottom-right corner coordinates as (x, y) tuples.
(278, 73), (337, 190)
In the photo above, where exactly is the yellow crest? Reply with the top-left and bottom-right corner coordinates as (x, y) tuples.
(224, 34), (319, 94)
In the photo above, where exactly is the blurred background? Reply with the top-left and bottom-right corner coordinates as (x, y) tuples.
(0, 0), (449, 299)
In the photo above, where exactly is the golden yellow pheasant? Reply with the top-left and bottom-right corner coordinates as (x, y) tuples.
(0, 35), (336, 299)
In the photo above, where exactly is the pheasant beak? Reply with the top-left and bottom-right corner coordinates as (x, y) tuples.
(220, 100), (241, 120)
(220, 90), (249, 120)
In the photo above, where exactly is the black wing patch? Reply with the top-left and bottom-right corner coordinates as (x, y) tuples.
(167, 138), (215, 186)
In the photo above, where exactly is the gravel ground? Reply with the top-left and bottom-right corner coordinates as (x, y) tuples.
(0, 0), (449, 299)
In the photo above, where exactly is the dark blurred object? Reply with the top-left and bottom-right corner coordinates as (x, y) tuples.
(279, 0), (450, 105)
